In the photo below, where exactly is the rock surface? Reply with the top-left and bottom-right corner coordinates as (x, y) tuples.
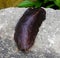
(0, 7), (60, 58)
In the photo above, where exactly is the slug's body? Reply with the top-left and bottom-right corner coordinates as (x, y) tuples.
(14, 8), (46, 52)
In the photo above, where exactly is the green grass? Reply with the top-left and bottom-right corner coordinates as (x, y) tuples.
(17, 0), (60, 9)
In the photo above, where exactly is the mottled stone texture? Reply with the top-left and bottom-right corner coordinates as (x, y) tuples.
(0, 7), (60, 58)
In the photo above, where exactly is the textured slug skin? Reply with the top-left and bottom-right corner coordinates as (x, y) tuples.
(14, 8), (46, 52)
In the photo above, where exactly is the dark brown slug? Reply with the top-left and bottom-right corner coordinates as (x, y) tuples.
(14, 8), (46, 52)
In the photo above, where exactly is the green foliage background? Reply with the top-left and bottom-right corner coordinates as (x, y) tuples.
(0, 0), (60, 9)
(18, 0), (60, 9)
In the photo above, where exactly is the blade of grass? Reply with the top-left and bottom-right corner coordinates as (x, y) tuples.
(35, 1), (42, 8)
(17, 0), (35, 7)
(54, 0), (60, 8)
(46, 4), (55, 8)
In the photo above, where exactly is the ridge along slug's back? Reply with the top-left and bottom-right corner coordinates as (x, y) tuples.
(14, 8), (46, 52)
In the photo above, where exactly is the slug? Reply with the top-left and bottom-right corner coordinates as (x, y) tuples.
(14, 8), (46, 52)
